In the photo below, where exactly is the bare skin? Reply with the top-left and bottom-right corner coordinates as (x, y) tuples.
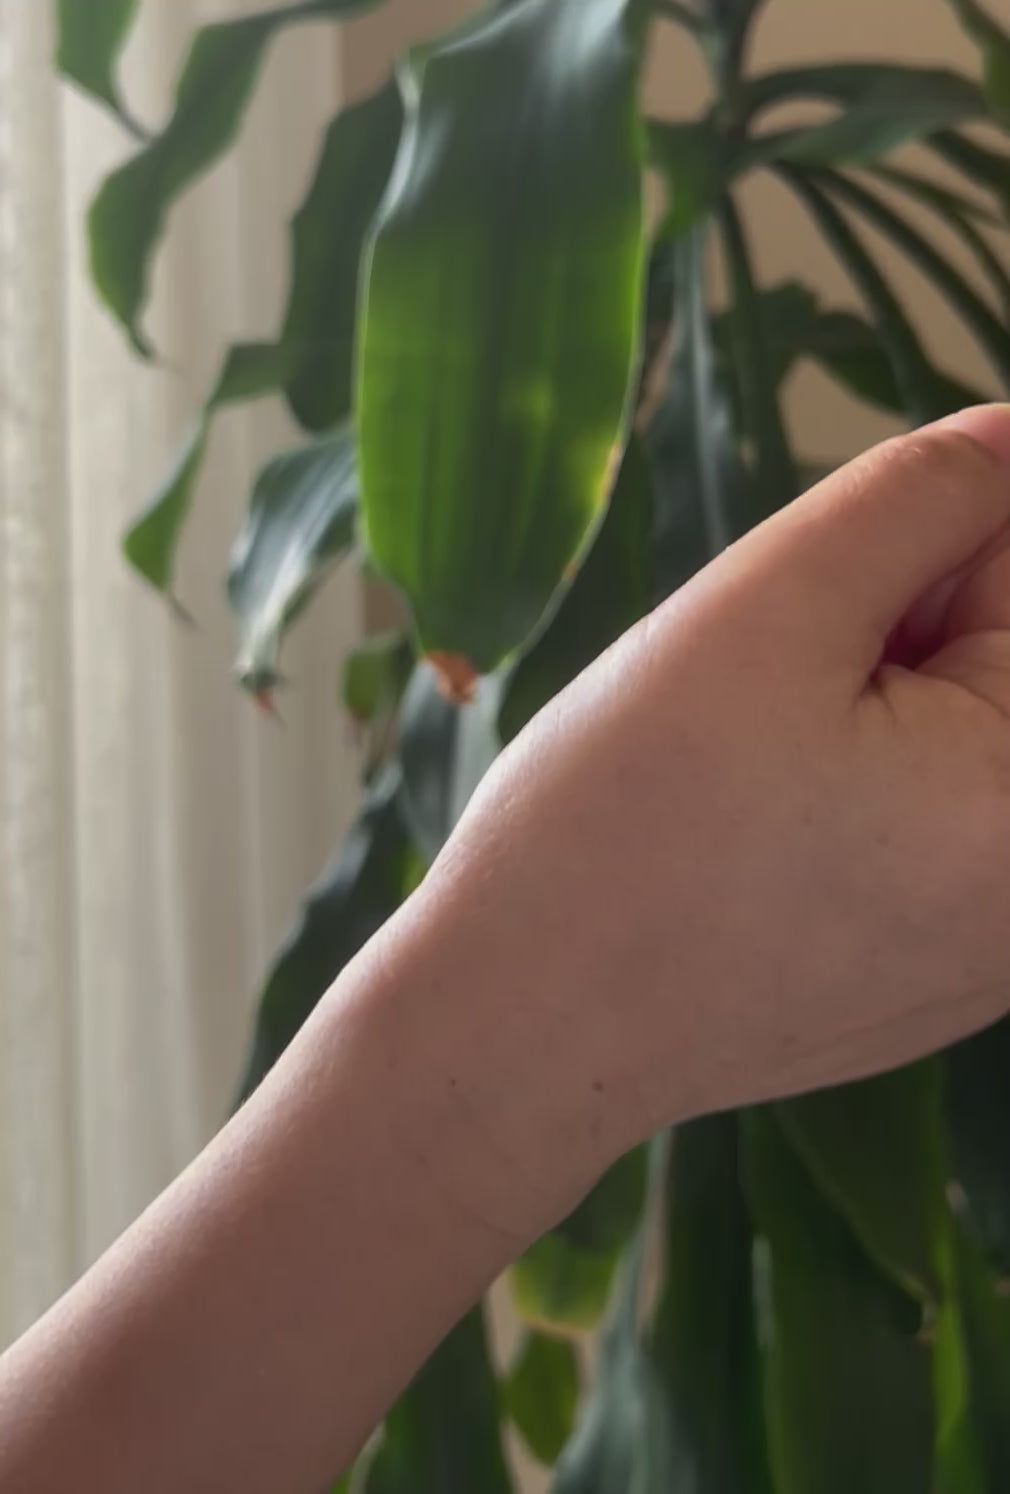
(3, 405), (1010, 1493)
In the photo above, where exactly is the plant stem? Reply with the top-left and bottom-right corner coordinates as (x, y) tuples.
(651, 0), (704, 32)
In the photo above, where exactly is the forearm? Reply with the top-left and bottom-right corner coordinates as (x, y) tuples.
(0, 874), (636, 1494)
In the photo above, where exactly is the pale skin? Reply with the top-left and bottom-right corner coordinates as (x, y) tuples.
(4, 404), (1010, 1493)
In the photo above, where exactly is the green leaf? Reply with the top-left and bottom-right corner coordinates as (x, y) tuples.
(396, 665), (502, 864)
(124, 340), (295, 594)
(776, 1064), (947, 1305)
(802, 309), (985, 416)
(948, 0), (1010, 126)
(498, 437), (651, 744)
(956, 1227), (1010, 1487)
(364, 1307), (513, 1494)
(744, 1108), (935, 1494)
(227, 426), (358, 695)
(779, 167), (949, 423)
(235, 767), (410, 1103)
(358, 0), (646, 677)
(505, 1332), (580, 1466)
(556, 1149), (649, 1257)
(647, 120), (730, 236)
(511, 1231), (619, 1335)
(648, 1114), (771, 1493)
(88, 0), (388, 355)
(927, 129), (1010, 218)
(718, 195), (798, 510)
(745, 64), (983, 122)
(281, 82), (403, 432)
(342, 630), (414, 726)
(56, 0), (145, 137)
(814, 168), (1010, 390)
(551, 1235), (653, 1492)
(755, 71), (984, 166)
(863, 164), (1010, 321)
(947, 1019), (1010, 1274)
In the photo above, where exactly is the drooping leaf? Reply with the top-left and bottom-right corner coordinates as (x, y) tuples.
(745, 64), (983, 123)
(948, 0), (1010, 126)
(364, 1308), (513, 1494)
(648, 1114), (771, 1494)
(358, 0), (646, 678)
(863, 164), (1010, 322)
(56, 0), (145, 136)
(235, 767), (410, 1103)
(281, 82), (404, 432)
(88, 0), (388, 355)
(505, 1332), (581, 1466)
(779, 167), (949, 423)
(956, 1226), (1010, 1487)
(510, 1231), (619, 1335)
(498, 438), (651, 744)
(814, 168), (1010, 390)
(342, 630), (414, 726)
(124, 340), (296, 594)
(718, 195), (798, 511)
(744, 1108), (935, 1494)
(947, 1019), (1010, 1274)
(396, 664), (502, 865)
(227, 426), (358, 695)
(927, 129), (1010, 218)
(752, 70), (983, 166)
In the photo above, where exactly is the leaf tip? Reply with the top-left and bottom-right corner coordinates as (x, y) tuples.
(427, 652), (480, 706)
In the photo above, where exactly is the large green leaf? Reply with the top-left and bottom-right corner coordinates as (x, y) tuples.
(364, 1308), (513, 1494)
(235, 767), (410, 1103)
(803, 309), (985, 416)
(342, 630), (414, 726)
(752, 71), (983, 166)
(947, 1020), (1010, 1274)
(775, 1064), (947, 1304)
(396, 665), (502, 865)
(498, 438), (651, 744)
(776, 1066), (984, 1489)
(744, 1109), (935, 1494)
(56, 0), (145, 137)
(124, 340), (296, 595)
(227, 426), (358, 696)
(358, 0), (646, 680)
(956, 1227), (1010, 1487)
(505, 1332), (581, 1466)
(555, 1149), (649, 1257)
(719, 195), (797, 512)
(948, 0), (1010, 126)
(648, 1115), (770, 1494)
(281, 82), (403, 432)
(814, 168), (1010, 390)
(779, 167), (949, 423)
(551, 1234), (655, 1493)
(88, 0), (387, 355)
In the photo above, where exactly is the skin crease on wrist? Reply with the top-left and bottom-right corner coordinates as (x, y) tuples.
(4, 406), (1010, 1494)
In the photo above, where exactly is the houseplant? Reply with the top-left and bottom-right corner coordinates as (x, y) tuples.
(57, 0), (1010, 1487)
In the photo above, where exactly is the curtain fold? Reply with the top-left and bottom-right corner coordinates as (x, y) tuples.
(0, 0), (360, 1347)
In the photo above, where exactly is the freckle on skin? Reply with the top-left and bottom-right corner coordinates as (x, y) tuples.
(592, 1080), (604, 1094)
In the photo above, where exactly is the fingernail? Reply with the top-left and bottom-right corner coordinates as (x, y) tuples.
(933, 403), (1010, 466)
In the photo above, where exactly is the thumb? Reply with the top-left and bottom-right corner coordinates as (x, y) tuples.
(732, 404), (1010, 683)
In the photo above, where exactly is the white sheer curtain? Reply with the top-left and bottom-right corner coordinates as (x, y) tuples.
(0, 0), (361, 1348)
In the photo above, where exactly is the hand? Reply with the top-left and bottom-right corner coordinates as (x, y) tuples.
(427, 404), (1010, 1163)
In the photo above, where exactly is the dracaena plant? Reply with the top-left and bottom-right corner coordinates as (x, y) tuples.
(58, 0), (1010, 1487)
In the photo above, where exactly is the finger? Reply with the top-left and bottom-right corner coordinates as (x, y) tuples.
(722, 404), (1010, 684)
(918, 541), (1010, 714)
